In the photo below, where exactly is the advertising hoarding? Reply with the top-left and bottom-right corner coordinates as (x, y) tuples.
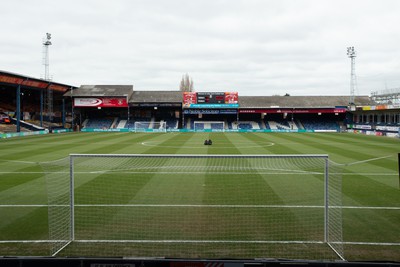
(74, 97), (128, 108)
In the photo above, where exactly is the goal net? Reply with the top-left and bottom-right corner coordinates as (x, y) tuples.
(193, 121), (224, 132)
(134, 121), (166, 132)
(43, 154), (343, 260)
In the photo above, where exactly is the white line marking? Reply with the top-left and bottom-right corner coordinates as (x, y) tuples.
(75, 239), (325, 244)
(0, 171), (324, 175)
(0, 240), (399, 246)
(0, 159), (38, 164)
(339, 155), (394, 166)
(342, 242), (400, 246)
(0, 205), (50, 207)
(1, 204), (399, 210)
(0, 240), (66, 243)
(0, 172), (45, 174)
(52, 240), (72, 256)
(0, 170), (397, 176)
(141, 141), (275, 149)
(0, 154), (394, 168)
(340, 206), (400, 210)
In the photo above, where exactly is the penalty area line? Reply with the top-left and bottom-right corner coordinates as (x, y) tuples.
(341, 155), (393, 166)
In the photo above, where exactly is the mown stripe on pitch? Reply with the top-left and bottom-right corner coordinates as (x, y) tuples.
(0, 207), (48, 240)
(297, 133), (398, 171)
(343, 208), (400, 243)
(342, 169), (400, 206)
(0, 171), (42, 193)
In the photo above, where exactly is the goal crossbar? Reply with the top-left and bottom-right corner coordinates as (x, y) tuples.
(45, 153), (343, 260)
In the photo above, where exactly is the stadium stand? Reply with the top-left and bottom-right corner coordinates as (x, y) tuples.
(117, 119), (127, 128)
(165, 119), (178, 129)
(0, 124), (20, 133)
(238, 122), (253, 130)
(84, 118), (114, 129)
(4, 73), (393, 135)
(0, 120), (34, 133)
(301, 120), (340, 131)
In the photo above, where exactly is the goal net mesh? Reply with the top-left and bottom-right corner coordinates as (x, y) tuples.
(43, 154), (343, 260)
(134, 121), (166, 132)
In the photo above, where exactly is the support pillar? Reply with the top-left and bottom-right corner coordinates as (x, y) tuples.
(16, 85), (21, 133)
(62, 98), (66, 128)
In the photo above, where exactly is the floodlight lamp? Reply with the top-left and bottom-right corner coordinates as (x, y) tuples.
(347, 46), (356, 57)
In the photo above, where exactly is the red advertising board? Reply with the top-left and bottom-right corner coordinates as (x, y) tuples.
(183, 92), (197, 107)
(74, 97), (128, 108)
(224, 92), (238, 104)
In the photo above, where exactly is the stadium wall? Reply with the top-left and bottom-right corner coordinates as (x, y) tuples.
(1, 128), (72, 138)
(80, 128), (317, 133)
(348, 124), (400, 138)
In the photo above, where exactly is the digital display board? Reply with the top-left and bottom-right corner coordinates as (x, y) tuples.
(183, 92), (239, 108)
(197, 92), (225, 104)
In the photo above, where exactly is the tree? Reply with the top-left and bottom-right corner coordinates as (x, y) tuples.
(179, 73), (194, 92)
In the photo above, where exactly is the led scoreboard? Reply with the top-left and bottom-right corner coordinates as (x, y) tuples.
(197, 92), (226, 104)
(183, 92), (239, 108)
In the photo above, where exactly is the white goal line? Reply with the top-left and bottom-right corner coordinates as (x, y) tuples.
(1, 240), (399, 246)
(1, 172), (397, 177)
(1, 204), (399, 210)
(76, 240), (326, 244)
(1, 172), (396, 176)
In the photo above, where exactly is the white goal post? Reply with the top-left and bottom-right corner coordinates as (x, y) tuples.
(44, 154), (343, 260)
(193, 121), (225, 132)
(134, 121), (166, 132)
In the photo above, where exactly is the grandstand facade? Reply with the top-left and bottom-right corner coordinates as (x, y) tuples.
(1, 70), (399, 137)
(0, 70), (76, 135)
(65, 85), (377, 134)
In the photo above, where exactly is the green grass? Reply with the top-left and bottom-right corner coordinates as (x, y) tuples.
(0, 132), (399, 261)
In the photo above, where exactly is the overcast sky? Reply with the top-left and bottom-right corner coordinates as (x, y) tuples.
(1, 0), (400, 96)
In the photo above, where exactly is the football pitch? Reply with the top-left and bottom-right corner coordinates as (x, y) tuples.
(0, 132), (399, 261)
